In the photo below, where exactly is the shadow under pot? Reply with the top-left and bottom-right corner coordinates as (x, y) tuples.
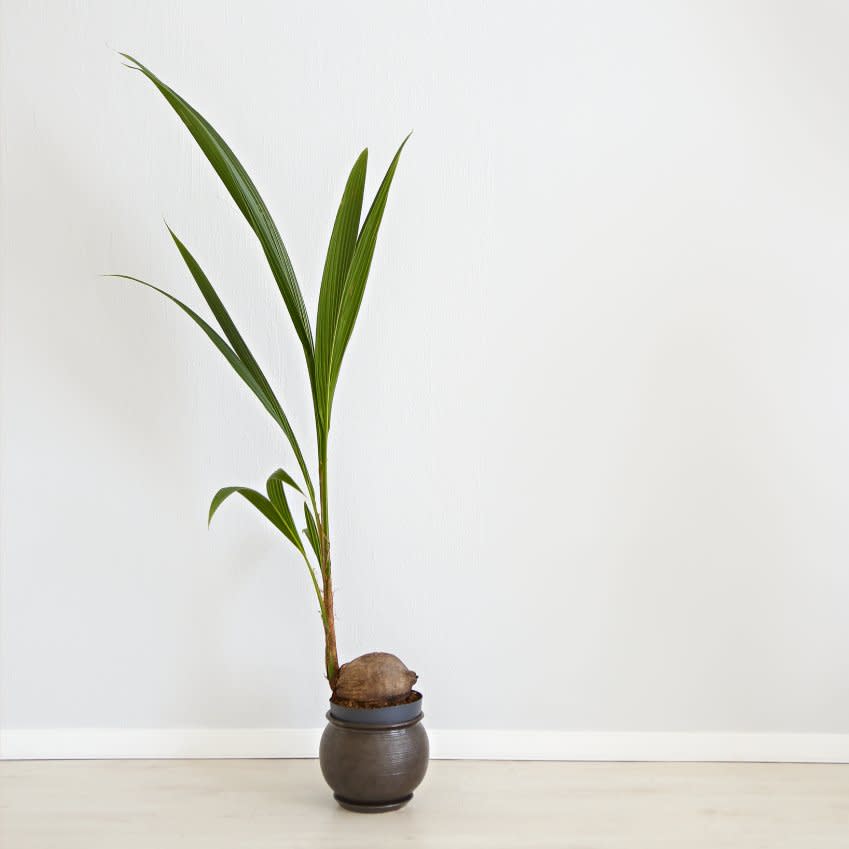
(319, 692), (429, 812)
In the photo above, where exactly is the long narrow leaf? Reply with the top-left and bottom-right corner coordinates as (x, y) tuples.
(328, 135), (410, 410)
(266, 470), (303, 554)
(208, 485), (301, 553)
(120, 53), (315, 378)
(164, 228), (315, 503)
(303, 503), (321, 561)
(314, 149), (368, 426)
(111, 273), (315, 504)
(167, 225), (265, 378)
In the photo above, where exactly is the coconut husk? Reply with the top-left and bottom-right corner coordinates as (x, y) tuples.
(331, 651), (418, 707)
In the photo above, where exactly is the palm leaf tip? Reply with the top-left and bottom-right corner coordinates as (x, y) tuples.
(267, 467), (304, 496)
(314, 147), (371, 424)
(114, 239), (317, 506)
(325, 133), (412, 403)
(208, 486), (234, 526)
(118, 51), (316, 371)
(207, 484), (297, 543)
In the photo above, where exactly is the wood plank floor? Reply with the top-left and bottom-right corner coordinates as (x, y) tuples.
(1, 759), (847, 848)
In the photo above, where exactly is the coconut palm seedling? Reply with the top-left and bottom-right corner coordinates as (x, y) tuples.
(114, 55), (417, 706)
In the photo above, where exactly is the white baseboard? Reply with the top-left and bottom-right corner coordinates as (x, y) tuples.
(2, 728), (848, 762)
(0, 728), (322, 760)
(428, 731), (849, 763)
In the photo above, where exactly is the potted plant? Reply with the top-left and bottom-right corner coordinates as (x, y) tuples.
(114, 55), (427, 812)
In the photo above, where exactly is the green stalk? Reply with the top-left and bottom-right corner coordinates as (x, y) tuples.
(318, 431), (338, 687)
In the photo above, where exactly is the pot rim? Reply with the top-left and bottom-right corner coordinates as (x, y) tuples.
(324, 710), (424, 731)
(328, 690), (423, 726)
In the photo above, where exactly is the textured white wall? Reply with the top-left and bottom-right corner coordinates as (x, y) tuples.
(1, 0), (849, 737)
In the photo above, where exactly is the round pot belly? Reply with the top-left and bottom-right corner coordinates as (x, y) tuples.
(319, 696), (429, 812)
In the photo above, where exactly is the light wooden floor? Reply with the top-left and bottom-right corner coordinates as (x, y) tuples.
(1, 759), (847, 848)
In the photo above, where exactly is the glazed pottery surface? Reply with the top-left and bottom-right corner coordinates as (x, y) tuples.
(319, 693), (429, 812)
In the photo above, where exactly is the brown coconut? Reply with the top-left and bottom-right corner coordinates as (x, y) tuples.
(332, 652), (418, 707)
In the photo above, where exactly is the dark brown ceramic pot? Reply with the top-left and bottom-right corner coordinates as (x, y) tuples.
(319, 692), (429, 812)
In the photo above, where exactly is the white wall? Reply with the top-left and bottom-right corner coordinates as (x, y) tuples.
(2, 0), (849, 746)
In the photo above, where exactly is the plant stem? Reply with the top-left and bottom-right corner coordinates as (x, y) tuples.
(318, 445), (338, 689)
